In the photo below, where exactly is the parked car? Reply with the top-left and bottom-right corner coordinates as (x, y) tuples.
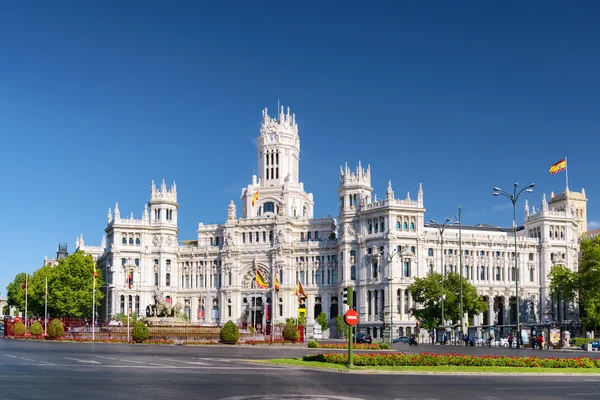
(353, 333), (373, 344)
(393, 336), (410, 343)
(581, 340), (600, 350)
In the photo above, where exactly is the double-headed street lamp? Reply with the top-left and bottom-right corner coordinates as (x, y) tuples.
(430, 218), (454, 326)
(493, 182), (534, 350)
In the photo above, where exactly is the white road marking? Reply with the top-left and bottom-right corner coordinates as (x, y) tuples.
(95, 356), (116, 360)
(37, 360), (56, 366)
(63, 357), (101, 364)
(567, 394), (600, 397)
(119, 359), (147, 364)
(4, 354), (17, 358)
(493, 387), (575, 390)
(20, 357), (36, 362)
(183, 361), (211, 365)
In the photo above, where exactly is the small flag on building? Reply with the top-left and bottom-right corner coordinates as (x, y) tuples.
(252, 191), (259, 206)
(256, 270), (268, 289)
(275, 275), (280, 291)
(127, 270), (133, 289)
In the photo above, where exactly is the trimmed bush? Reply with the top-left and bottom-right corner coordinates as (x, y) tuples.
(308, 340), (319, 348)
(220, 320), (240, 344)
(47, 319), (64, 339)
(30, 321), (43, 337)
(132, 321), (149, 343)
(282, 321), (300, 342)
(13, 321), (26, 336)
(380, 342), (390, 350)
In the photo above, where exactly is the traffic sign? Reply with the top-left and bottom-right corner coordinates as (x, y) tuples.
(344, 310), (358, 326)
(14, 316), (20, 322)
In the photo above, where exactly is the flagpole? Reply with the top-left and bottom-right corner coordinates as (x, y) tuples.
(25, 274), (28, 330)
(44, 276), (48, 336)
(565, 156), (569, 190)
(92, 271), (96, 341)
(253, 278), (256, 339)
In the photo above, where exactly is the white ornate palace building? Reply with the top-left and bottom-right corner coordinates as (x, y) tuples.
(78, 106), (589, 339)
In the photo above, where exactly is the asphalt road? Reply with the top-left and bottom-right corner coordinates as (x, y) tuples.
(2, 338), (600, 400)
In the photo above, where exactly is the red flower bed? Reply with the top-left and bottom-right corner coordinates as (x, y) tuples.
(303, 352), (600, 369)
(312, 343), (384, 350)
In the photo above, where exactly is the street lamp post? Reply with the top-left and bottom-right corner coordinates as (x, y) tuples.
(458, 206), (464, 340)
(430, 219), (453, 328)
(493, 183), (534, 350)
(383, 248), (401, 343)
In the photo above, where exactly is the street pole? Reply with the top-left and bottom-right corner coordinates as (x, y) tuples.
(347, 286), (354, 368)
(25, 274), (28, 330)
(92, 276), (96, 341)
(44, 276), (48, 336)
(494, 183), (534, 350)
(430, 218), (455, 343)
(458, 206), (464, 341)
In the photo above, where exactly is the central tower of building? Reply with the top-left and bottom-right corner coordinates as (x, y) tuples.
(257, 105), (300, 185)
(241, 106), (314, 219)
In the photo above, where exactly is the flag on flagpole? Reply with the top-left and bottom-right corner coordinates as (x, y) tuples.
(549, 158), (567, 174)
(252, 191), (259, 207)
(127, 270), (133, 289)
(93, 263), (98, 289)
(256, 270), (269, 288)
(298, 281), (307, 298)
(275, 275), (280, 291)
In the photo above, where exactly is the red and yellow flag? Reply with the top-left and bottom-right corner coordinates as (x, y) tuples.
(549, 158), (566, 175)
(275, 275), (280, 291)
(297, 281), (307, 299)
(256, 270), (268, 289)
(93, 264), (98, 288)
(252, 191), (259, 206)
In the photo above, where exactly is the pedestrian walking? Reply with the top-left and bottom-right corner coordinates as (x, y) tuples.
(537, 334), (544, 350)
(508, 334), (514, 348)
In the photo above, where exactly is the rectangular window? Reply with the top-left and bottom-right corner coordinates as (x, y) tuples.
(242, 233), (246, 243)
(263, 231), (266, 242)
(279, 304), (283, 317)
(315, 231), (319, 240)
(216, 237), (220, 246)
(269, 230), (273, 243)
(255, 232), (259, 242)
(308, 232), (312, 240)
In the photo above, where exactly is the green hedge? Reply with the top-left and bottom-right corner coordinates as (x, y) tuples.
(571, 338), (594, 347)
(303, 353), (600, 368)
(220, 320), (240, 344)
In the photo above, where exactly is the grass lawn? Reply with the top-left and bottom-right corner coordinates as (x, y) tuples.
(256, 358), (600, 374)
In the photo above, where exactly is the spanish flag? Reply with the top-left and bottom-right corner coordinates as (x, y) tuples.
(256, 270), (268, 289)
(93, 263), (98, 289)
(549, 158), (567, 175)
(275, 275), (280, 291)
(127, 270), (133, 289)
(297, 281), (307, 299)
(252, 191), (259, 207)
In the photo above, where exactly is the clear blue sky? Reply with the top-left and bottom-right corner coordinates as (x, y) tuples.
(1, 1), (598, 295)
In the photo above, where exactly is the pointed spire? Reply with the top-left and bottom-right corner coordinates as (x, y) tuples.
(406, 191), (411, 201)
(345, 162), (349, 174)
(79, 234), (84, 248)
(582, 187), (586, 197)
(151, 180), (156, 193)
(75, 236), (80, 249)
(114, 202), (120, 219)
(161, 179), (167, 193)
(366, 164), (371, 177)
(142, 204), (149, 221)
(100, 235), (106, 249)
(417, 183), (423, 206)
(524, 199), (530, 216)
(172, 181), (177, 196)
(107, 208), (113, 224)
(542, 193), (548, 212)
(550, 191), (555, 199)
(357, 160), (362, 176)
(386, 180), (394, 200)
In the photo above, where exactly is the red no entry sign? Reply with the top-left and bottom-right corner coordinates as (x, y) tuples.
(344, 310), (359, 326)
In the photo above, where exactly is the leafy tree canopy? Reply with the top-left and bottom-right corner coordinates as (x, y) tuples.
(408, 272), (487, 332)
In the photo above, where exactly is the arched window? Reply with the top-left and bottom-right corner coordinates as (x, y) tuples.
(480, 266), (485, 280)
(403, 222), (408, 230)
(560, 231), (564, 239)
(380, 218), (385, 231)
(263, 201), (275, 214)
(135, 237), (140, 245)
(351, 265), (356, 280)
(121, 258), (126, 266)
(429, 263), (434, 274)
(129, 237), (133, 245)
(511, 267), (516, 281)
(428, 248), (433, 257)
(404, 291), (410, 314)
(495, 267), (501, 281)
(396, 221), (401, 229)
(166, 273), (171, 286)
(411, 246), (416, 254)
(332, 270), (338, 283)
(120, 295), (125, 314)
(154, 272), (159, 286)
(368, 220), (373, 234)
(409, 222), (415, 231)
(529, 253), (534, 261)
(372, 262), (378, 279)
(403, 261), (410, 277)
(530, 268), (535, 282)
(135, 258), (140, 267)
(122, 237), (127, 244)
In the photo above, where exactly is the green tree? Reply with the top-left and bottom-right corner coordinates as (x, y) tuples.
(548, 264), (577, 325)
(47, 251), (104, 317)
(6, 272), (28, 313)
(316, 312), (329, 334)
(578, 236), (600, 331)
(408, 272), (487, 333)
(132, 321), (149, 343)
(336, 315), (347, 339)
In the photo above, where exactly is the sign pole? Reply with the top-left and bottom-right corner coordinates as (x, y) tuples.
(347, 286), (354, 368)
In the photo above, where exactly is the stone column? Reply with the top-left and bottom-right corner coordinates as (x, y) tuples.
(191, 297), (198, 322)
(487, 297), (494, 325)
(399, 288), (405, 320)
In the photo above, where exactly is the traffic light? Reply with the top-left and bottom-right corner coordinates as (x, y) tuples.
(415, 321), (420, 334)
(343, 287), (348, 304)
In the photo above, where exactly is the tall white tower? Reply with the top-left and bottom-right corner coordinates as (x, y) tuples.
(257, 106), (300, 186)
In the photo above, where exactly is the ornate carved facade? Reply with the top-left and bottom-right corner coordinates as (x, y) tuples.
(78, 106), (588, 339)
